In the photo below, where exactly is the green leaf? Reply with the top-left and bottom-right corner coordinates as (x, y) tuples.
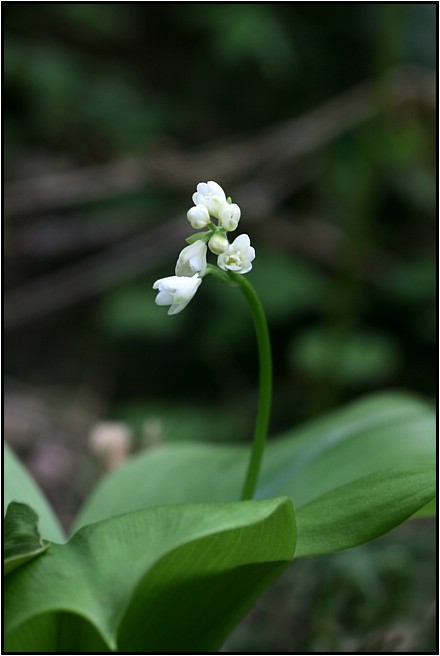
(4, 444), (65, 543)
(4, 502), (50, 575)
(412, 496), (436, 517)
(294, 466), (436, 558)
(5, 497), (296, 652)
(75, 392), (435, 556)
(258, 393), (435, 508)
(185, 230), (211, 244)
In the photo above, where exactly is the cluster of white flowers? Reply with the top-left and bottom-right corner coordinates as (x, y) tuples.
(153, 181), (255, 315)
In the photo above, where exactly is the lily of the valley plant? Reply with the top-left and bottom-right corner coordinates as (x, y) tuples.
(4, 181), (436, 654)
(154, 181), (255, 315)
(154, 181), (267, 500)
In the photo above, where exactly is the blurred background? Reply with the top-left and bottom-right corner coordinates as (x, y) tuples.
(4, 3), (436, 653)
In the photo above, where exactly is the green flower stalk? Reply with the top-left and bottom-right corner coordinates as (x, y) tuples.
(229, 272), (272, 500)
(153, 180), (271, 500)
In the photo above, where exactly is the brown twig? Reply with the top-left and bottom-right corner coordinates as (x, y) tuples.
(4, 217), (187, 330)
(3, 69), (434, 328)
(4, 68), (434, 217)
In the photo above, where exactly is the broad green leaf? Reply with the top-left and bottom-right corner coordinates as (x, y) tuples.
(4, 502), (50, 575)
(294, 466), (436, 557)
(75, 392), (436, 556)
(257, 394), (435, 508)
(5, 614), (60, 654)
(412, 496), (436, 517)
(4, 444), (65, 543)
(5, 497), (296, 653)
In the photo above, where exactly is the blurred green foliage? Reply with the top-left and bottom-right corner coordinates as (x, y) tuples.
(4, 3), (436, 653)
(224, 520), (436, 653)
(4, 2), (436, 452)
(5, 3), (436, 157)
(4, 0), (435, 460)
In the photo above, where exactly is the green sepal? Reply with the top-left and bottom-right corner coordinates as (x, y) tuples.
(185, 231), (212, 245)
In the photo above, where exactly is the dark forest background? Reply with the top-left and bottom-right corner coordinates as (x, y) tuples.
(4, 4), (436, 652)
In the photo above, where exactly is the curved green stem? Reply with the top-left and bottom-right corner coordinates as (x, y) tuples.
(206, 265), (272, 500)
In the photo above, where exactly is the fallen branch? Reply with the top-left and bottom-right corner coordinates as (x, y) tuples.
(5, 68), (434, 217)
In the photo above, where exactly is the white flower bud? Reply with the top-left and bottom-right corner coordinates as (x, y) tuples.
(217, 202), (241, 232)
(192, 180), (226, 217)
(187, 204), (211, 229)
(175, 240), (207, 277)
(217, 234), (255, 275)
(208, 233), (229, 255)
(153, 274), (202, 315)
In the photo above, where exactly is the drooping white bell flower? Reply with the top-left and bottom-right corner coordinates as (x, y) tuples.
(192, 181), (226, 217)
(187, 204), (211, 229)
(217, 234), (255, 275)
(217, 201), (241, 232)
(153, 274), (202, 315)
(175, 240), (207, 277)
